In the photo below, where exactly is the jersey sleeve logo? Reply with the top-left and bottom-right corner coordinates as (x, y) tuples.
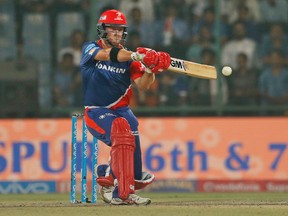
(89, 48), (96, 55)
(85, 44), (98, 54)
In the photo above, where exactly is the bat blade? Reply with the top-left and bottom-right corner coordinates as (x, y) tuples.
(168, 58), (217, 80)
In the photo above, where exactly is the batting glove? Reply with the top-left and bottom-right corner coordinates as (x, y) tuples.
(150, 51), (171, 73)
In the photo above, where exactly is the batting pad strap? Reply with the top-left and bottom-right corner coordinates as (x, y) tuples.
(135, 172), (155, 190)
(97, 174), (114, 187)
(110, 47), (121, 62)
(96, 171), (155, 190)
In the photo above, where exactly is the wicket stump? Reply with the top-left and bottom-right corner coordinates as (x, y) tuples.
(70, 113), (98, 204)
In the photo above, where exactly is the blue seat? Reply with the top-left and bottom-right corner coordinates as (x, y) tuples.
(22, 13), (51, 61)
(0, 0), (17, 61)
(56, 12), (85, 50)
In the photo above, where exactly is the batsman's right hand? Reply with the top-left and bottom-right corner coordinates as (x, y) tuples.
(150, 51), (171, 73)
(131, 47), (170, 74)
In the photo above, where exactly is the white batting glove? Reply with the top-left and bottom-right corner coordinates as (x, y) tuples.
(131, 52), (145, 61)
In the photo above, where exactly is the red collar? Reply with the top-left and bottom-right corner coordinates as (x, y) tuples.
(97, 40), (103, 48)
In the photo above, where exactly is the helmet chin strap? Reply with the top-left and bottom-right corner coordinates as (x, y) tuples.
(100, 24), (126, 47)
(104, 38), (123, 48)
(105, 38), (116, 47)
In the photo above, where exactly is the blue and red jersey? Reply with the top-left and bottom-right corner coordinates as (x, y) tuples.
(80, 40), (145, 109)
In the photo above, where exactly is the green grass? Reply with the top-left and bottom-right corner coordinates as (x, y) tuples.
(1, 192), (288, 216)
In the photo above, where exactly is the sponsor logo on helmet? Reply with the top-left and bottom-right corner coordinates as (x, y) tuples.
(114, 12), (123, 21)
(99, 15), (107, 20)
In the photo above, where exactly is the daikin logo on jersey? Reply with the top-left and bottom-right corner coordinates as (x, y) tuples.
(95, 62), (126, 74)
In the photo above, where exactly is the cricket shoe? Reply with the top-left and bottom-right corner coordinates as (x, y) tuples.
(96, 164), (114, 204)
(111, 194), (151, 206)
(99, 185), (113, 204)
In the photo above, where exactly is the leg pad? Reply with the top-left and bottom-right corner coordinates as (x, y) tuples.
(110, 117), (135, 199)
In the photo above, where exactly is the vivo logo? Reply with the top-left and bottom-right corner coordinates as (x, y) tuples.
(0, 181), (55, 194)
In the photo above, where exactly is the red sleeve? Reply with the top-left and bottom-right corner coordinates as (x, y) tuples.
(130, 61), (145, 80)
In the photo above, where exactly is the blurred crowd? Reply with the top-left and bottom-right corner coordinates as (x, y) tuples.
(0, 0), (288, 117)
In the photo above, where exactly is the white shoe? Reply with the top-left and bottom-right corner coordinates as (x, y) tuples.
(111, 194), (151, 206)
(99, 186), (113, 204)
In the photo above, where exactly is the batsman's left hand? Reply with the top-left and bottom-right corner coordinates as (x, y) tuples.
(141, 49), (159, 69)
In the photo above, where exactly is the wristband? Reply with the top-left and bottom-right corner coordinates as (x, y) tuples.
(110, 47), (121, 62)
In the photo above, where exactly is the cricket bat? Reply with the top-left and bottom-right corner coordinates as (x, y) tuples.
(168, 57), (217, 80)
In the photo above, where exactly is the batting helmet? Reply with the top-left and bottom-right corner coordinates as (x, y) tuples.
(97, 10), (128, 45)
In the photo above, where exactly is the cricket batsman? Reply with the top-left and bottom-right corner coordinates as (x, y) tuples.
(80, 9), (171, 205)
